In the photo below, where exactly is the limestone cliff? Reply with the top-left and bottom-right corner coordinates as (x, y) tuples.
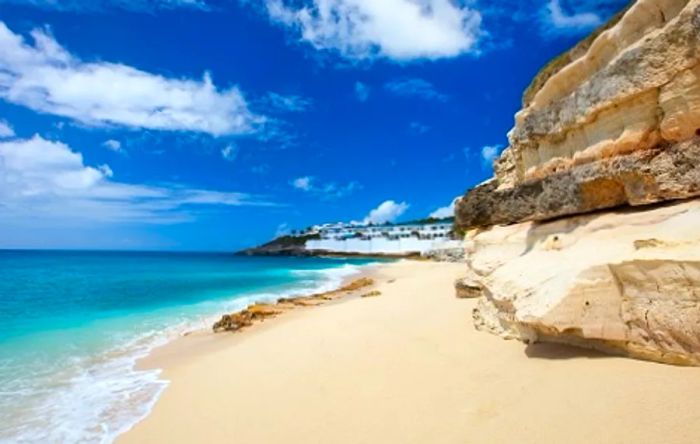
(458, 0), (700, 365)
(457, 0), (700, 228)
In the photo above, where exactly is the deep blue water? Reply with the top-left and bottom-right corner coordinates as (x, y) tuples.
(0, 250), (378, 443)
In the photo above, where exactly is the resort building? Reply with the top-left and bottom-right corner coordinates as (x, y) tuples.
(304, 220), (459, 255)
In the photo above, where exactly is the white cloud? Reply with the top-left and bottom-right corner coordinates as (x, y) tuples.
(0, 120), (15, 138)
(102, 139), (123, 153)
(292, 176), (313, 191)
(260, 92), (312, 113)
(0, 22), (264, 136)
(354, 81), (370, 102)
(221, 144), (239, 162)
(481, 144), (501, 169)
(363, 200), (409, 225)
(98, 164), (114, 178)
(430, 197), (459, 219)
(291, 175), (360, 199)
(543, 0), (602, 33)
(263, 0), (482, 62)
(384, 78), (448, 102)
(0, 135), (269, 224)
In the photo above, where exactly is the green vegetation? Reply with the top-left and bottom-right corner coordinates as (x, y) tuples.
(266, 233), (320, 247)
(394, 217), (455, 226)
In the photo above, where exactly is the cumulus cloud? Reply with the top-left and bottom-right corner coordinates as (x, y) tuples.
(102, 139), (123, 153)
(384, 78), (448, 102)
(291, 176), (313, 191)
(0, 135), (268, 224)
(263, 0), (482, 62)
(221, 144), (239, 162)
(0, 120), (15, 138)
(481, 144), (501, 169)
(542, 0), (603, 33)
(291, 175), (360, 199)
(0, 22), (263, 136)
(354, 81), (370, 102)
(430, 197), (459, 219)
(363, 200), (409, 225)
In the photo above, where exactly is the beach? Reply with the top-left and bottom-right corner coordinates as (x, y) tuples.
(0, 252), (378, 442)
(120, 260), (700, 444)
(6, 1), (700, 443)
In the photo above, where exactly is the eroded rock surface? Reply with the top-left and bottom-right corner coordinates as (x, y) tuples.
(213, 277), (375, 333)
(454, 274), (482, 299)
(457, 0), (700, 229)
(469, 199), (700, 365)
(459, 0), (700, 365)
(459, 140), (700, 227)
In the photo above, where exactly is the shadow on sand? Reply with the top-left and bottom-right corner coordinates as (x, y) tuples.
(525, 342), (610, 360)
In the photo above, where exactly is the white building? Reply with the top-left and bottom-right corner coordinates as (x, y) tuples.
(305, 221), (457, 255)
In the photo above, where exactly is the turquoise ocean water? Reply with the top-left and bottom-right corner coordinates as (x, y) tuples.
(0, 250), (379, 443)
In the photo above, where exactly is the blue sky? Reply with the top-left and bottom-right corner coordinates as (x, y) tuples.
(0, 0), (627, 251)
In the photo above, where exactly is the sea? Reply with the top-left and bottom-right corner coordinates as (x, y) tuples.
(0, 250), (381, 443)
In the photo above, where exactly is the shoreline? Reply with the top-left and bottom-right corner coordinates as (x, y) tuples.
(237, 250), (427, 259)
(110, 260), (384, 441)
(119, 260), (700, 444)
(132, 261), (384, 373)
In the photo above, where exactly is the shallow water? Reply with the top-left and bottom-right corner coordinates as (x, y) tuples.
(0, 250), (379, 443)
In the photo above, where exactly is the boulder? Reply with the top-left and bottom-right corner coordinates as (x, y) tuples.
(454, 277), (482, 299)
(469, 199), (700, 365)
(422, 246), (466, 263)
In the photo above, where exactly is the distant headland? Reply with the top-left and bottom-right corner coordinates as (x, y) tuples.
(239, 217), (461, 259)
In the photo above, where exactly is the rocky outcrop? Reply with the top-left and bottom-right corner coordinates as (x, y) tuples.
(454, 273), (482, 299)
(237, 234), (320, 256)
(469, 200), (700, 365)
(422, 246), (465, 263)
(213, 303), (285, 333)
(457, 0), (700, 229)
(213, 277), (375, 333)
(458, 139), (700, 227)
(458, 0), (700, 365)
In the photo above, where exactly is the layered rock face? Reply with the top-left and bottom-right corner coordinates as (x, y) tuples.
(457, 0), (700, 228)
(458, 0), (700, 365)
(469, 200), (700, 365)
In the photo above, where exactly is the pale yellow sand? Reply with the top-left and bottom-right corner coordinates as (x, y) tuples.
(120, 261), (700, 444)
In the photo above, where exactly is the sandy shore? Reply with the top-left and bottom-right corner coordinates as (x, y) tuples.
(120, 260), (700, 444)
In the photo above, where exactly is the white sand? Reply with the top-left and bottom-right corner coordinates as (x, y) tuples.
(120, 260), (700, 444)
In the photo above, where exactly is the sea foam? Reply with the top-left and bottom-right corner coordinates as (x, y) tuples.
(0, 257), (373, 444)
